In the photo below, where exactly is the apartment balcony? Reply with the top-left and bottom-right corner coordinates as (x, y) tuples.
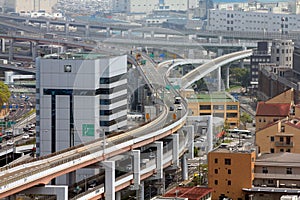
(275, 141), (294, 147)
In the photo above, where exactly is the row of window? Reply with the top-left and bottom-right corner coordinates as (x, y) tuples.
(215, 168), (231, 174)
(100, 115), (127, 126)
(100, 94), (127, 105)
(100, 74), (126, 84)
(199, 105), (238, 110)
(215, 179), (231, 186)
(251, 58), (270, 62)
(99, 84), (127, 95)
(214, 158), (231, 165)
(99, 104), (127, 116)
(262, 167), (292, 174)
(269, 148), (291, 153)
(273, 49), (293, 54)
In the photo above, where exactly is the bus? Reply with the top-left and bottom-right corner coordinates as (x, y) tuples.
(227, 128), (252, 139)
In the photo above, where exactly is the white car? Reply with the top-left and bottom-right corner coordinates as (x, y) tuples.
(22, 134), (30, 140)
(177, 105), (183, 110)
(6, 140), (14, 146)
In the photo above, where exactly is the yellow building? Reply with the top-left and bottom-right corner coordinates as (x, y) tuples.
(256, 117), (300, 154)
(208, 145), (256, 200)
(187, 92), (240, 128)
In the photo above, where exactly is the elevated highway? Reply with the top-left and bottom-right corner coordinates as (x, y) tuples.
(181, 49), (253, 89)
(0, 52), (189, 199)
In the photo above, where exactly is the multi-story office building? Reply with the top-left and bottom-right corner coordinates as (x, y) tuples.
(2, 0), (58, 13)
(36, 53), (128, 157)
(250, 41), (271, 94)
(207, 9), (300, 34)
(112, 0), (198, 14)
(208, 145), (256, 200)
(187, 92), (240, 128)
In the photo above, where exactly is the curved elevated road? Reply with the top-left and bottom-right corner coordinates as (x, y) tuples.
(181, 49), (253, 89)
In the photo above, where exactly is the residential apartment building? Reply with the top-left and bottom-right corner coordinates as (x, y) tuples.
(36, 53), (128, 157)
(2, 0), (58, 13)
(208, 145), (256, 200)
(187, 92), (240, 128)
(249, 153), (300, 199)
(255, 88), (294, 131)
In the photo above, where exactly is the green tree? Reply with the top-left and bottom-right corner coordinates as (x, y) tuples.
(230, 67), (250, 88)
(0, 82), (10, 107)
(240, 112), (252, 129)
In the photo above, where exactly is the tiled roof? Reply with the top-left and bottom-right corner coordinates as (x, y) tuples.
(256, 102), (291, 116)
(164, 187), (213, 200)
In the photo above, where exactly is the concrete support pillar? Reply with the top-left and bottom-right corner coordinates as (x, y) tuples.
(104, 160), (115, 200)
(116, 192), (121, 200)
(46, 21), (50, 32)
(106, 27), (111, 38)
(239, 59), (244, 69)
(207, 115), (213, 153)
(121, 30), (125, 37)
(151, 141), (163, 179)
(65, 23), (69, 36)
(1, 38), (5, 53)
(226, 65), (230, 89)
(128, 29), (132, 38)
(182, 125), (194, 159)
(218, 35), (223, 43)
(217, 48), (223, 57)
(181, 154), (188, 181)
(30, 41), (37, 61)
(151, 31), (154, 38)
(85, 24), (90, 37)
(138, 181), (145, 200)
(172, 133), (179, 168)
(23, 185), (68, 200)
(132, 150), (141, 190)
(67, 172), (76, 187)
(217, 66), (222, 92)
(142, 32), (145, 39)
(8, 39), (14, 61)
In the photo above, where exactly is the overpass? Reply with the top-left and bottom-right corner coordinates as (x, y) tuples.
(181, 49), (253, 89)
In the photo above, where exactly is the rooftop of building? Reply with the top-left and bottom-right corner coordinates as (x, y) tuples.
(256, 152), (300, 164)
(42, 52), (125, 60)
(211, 142), (255, 154)
(163, 186), (213, 200)
(187, 92), (237, 103)
(256, 102), (291, 116)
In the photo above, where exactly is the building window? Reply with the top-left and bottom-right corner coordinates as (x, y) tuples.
(280, 137), (284, 142)
(200, 105), (211, 110)
(215, 180), (218, 185)
(215, 158), (218, 163)
(262, 167), (268, 173)
(226, 105), (237, 110)
(280, 149), (284, 152)
(281, 126), (285, 132)
(215, 169), (218, 174)
(287, 168), (292, 174)
(228, 169), (231, 174)
(270, 148), (274, 153)
(225, 158), (231, 165)
(286, 149), (291, 152)
(228, 180), (231, 185)
(270, 136), (274, 142)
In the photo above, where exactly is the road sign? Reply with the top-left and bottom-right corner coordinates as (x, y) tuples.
(82, 124), (95, 136)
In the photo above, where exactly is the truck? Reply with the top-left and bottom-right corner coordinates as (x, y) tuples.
(44, 33), (58, 39)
